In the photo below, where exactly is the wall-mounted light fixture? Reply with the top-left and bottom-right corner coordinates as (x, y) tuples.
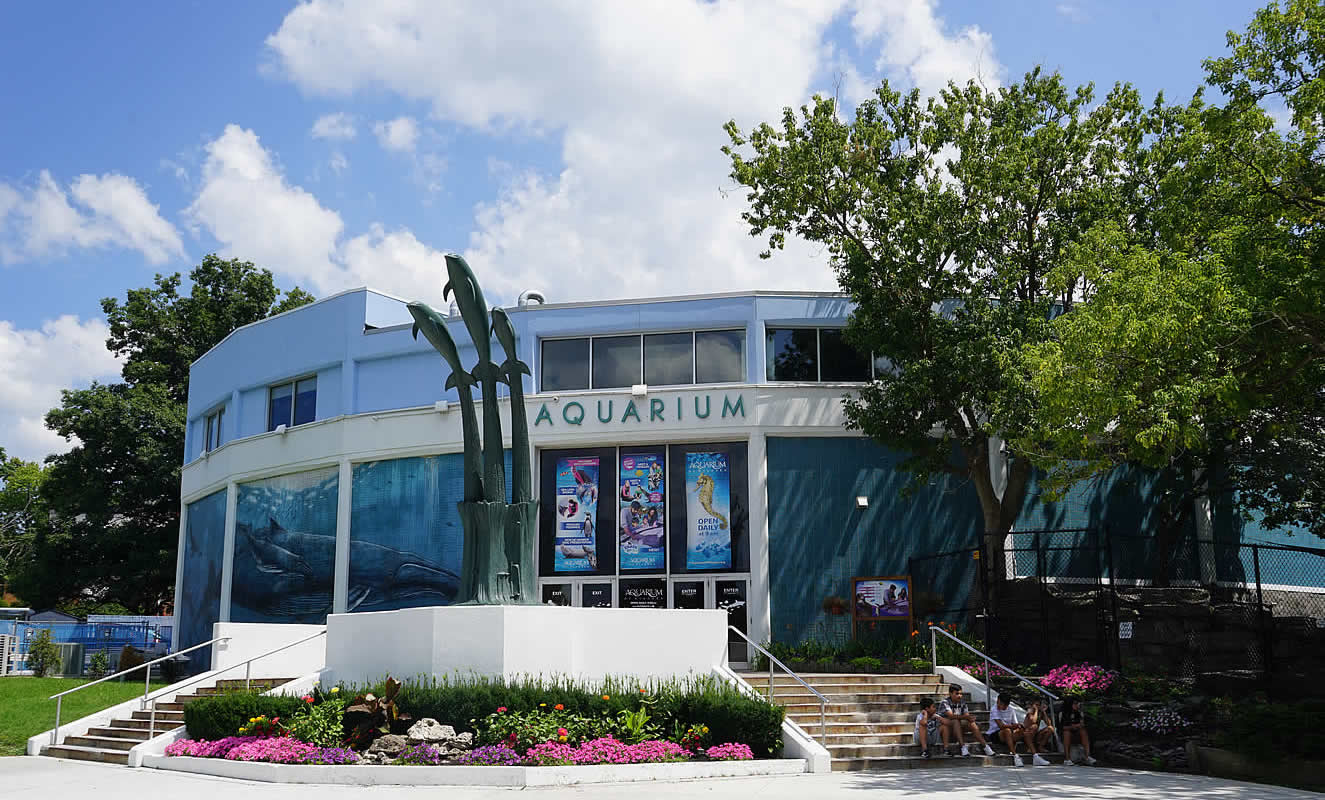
(855, 495), (869, 509)
(631, 384), (648, 397)
(434, 400), (451, 413)
(275, 424), (288, 436)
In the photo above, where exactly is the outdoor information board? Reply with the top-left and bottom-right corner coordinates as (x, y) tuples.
(851, 574), (913, 638)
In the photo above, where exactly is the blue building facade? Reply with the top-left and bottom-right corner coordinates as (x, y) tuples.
(174, 287), (1318, 664)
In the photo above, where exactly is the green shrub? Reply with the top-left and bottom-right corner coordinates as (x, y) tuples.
(26, 629), (61, 677)
(848, 656), (883, 672)
(286, 696), (348, 747)
(182, 692), (308, 741)
(354, 674), (785, 758)
(1215, 700), (1325, 761)
(87, 650), (110, 680)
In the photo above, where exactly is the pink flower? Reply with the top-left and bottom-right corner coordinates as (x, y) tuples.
(497, 706), (507, 713)
(302, 696), (314, 703)
(705, 742), (754, 761)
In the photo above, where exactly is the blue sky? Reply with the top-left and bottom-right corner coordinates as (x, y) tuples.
(0, 0), (1266, 460)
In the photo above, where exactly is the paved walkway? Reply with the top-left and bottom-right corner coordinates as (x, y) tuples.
(2, 757), (1319, 799)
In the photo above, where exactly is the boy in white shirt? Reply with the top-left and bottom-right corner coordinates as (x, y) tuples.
(914, 698), (941, 758)
(988, 693), (1049, 766)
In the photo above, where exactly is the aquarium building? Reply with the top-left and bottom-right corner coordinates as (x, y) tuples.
(174, 286), (1312, 669)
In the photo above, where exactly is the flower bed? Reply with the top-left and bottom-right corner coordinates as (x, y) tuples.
(166, 736), (360, 765)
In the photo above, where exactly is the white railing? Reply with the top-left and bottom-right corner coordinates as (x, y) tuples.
(928, 625), (1058, 719)
(49, 636), (231, 745)
(728, 625), (830, 744)
(144, 629), (327, 737)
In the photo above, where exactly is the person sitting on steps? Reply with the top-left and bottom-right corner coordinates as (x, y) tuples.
(939, 684), (995, 757)
(1057, 696), (1097, 765)
(988, 693), (1051, 767)
(1024, 697), (1057, 755)
(915, 698), (942, 759)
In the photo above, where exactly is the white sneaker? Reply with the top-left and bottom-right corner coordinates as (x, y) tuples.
(1085, 756), (1097, 765)
(1063, 759), (1076, 766)
(961, 745), (970, 757)
(983, 744), (995, 756)
(1033, 754), (1050, 766)
(1013, 754), (1024, 767)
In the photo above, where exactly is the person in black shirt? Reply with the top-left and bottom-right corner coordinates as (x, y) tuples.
(1057, 697), (1097, 765)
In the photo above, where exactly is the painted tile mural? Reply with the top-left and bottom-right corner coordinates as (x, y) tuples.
(231, 467), (339, 624)
(179, 489), (226, 671)
(347, 454), (480, 612)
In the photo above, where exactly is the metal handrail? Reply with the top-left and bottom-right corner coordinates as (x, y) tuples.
(928, 625), (1059, 729)
(727, 625), (830, 745)
(145, 629), (327, 737)
(49, 636), (232, 745)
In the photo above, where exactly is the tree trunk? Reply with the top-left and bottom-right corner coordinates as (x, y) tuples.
(966, 436), (1033, 610)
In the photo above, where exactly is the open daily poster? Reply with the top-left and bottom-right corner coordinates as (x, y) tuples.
(618, 451), (666, 570)
(554, 456), (599, 572)
(685, 451), (732, 569)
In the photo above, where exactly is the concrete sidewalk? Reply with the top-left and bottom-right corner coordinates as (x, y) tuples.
(2, 756), (1320, 799)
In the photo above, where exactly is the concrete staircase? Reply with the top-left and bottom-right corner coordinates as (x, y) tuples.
(41, 677), (294, 765)
(742, 672), (1063, 771)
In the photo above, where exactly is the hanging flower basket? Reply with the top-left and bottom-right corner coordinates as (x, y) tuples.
(822, 596), (848, 615)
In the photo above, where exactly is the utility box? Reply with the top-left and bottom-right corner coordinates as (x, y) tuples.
(0, 634), (13, 676)
(56, 643), (84, 677)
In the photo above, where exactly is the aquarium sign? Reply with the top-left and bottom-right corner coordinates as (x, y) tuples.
(532, 393), (748, 428)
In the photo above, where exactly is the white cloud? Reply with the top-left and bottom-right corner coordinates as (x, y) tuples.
(260, 0), (1002, 302)
(0, 171), (184, 265)
(1056, 2), (1088, 23)
(372, 116), (419, 153)
(186, 124), (450, 302)
(0, 316), (124, 461)
(311, 111), (357, 140)
(329, 151), (349, 174)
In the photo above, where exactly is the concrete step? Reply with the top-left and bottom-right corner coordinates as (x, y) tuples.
(213, 677), (295, 690)
(755, 683), (943, 695)
(833, 751), (1065, 771)
(130, 710), (185, 723)
(817, 732), (919, 746)
(41, 745), (130, 765)
(768, 692), (949, 704)
(86, 726), (154, 741)
(112, 716), (184, 731)
(792, 721), (914, 736)
(739, 672), (942, 683)
(63, 735), (140, 752)
(784, 703), (988, 716)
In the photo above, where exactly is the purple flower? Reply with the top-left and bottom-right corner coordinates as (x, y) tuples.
(454, 745), (522, 766)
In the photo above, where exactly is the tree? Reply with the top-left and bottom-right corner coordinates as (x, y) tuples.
(0, 449), (48, 599)
(1011, 0), (1325, 570)
(724, 70), (1147, 581)
(25, 256), (313, 611)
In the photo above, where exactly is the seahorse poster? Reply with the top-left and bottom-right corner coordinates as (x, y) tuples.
(554, 456), (599, 572)
(685, 451), (731, 569)
(618, 451), (665, 570)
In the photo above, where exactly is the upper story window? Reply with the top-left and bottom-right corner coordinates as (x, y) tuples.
(203, 407), (224, 453)
(540, 330), (745, 392)
(766, 327), (874, 382)
(268, 376), (317, 432)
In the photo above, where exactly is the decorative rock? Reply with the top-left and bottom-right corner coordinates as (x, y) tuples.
(407, 718), (456, 745)
(367, 734), (408, 757)
(455, 732), (474, 748)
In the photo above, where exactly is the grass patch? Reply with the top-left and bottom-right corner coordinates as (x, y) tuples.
(0, 677), (166, 756)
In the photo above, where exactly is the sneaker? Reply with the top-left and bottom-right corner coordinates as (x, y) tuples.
(922, 749), (931, 759)
(1033, 754), (1050, 766)
(1063, 759), (1076, 766)
(983, 744), (995, 756)
(1013, 754), (1024, 767)
(961, 745), (971, 757)
(1085, 756), (1097, 765)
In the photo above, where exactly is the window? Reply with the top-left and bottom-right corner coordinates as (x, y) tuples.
(592, 336), (641, 389)
(766, 326), (875, 382)
(268, 377), (317, 431)
(540, 329), (748, 391)
(819, 329), (872, 381)
(644, 333), (692, 386)
(695, 330), (744, 383)
(766, 328), (818, 381)
(541, 338), (590, 391)
(203, 407), (224, 453)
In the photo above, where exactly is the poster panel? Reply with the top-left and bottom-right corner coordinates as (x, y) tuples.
(554, 456), (600, 572)
(673, 581), (705, 609)
(619, 578), (667, 609)
(685, 452), (732, 569)
(851, 575), (913, 639)
(618, 450), (665, 570)
(716, 580), (748, 662)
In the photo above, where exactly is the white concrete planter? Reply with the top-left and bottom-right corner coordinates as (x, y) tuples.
(142, 755), (807, 786)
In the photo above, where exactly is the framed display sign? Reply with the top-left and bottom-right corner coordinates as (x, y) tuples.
(851, 575), (913, 637)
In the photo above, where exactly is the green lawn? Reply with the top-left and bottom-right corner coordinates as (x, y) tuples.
(0, 677), (165, 756)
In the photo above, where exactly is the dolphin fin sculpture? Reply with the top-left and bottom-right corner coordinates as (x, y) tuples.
(444, 254), (505, 500)
(408, 301), (484, 503)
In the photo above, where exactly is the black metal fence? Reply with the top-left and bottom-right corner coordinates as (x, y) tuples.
(909, 528), (1325, 696)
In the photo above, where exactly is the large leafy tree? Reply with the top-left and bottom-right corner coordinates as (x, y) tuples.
(17, 256), (313, 612)
(0, 448), (48, 600)
(724, 70), (1146, 579)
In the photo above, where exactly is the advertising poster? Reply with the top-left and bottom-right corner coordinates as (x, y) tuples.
(685, 452), (732, 570)
(554, 456), (600, 572)
(852, 575), (913, 637)
(619, 578), (667, 609)
(618, 451), (666, 570)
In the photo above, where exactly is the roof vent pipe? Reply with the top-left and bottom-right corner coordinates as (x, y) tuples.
(517, 290), (546, 307)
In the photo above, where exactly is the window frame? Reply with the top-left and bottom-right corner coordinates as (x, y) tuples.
(764, 324), (879, 383)
(539, 327), (748, 392)
(267, 374), (318, 431)
(203, 406), (225, 454)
